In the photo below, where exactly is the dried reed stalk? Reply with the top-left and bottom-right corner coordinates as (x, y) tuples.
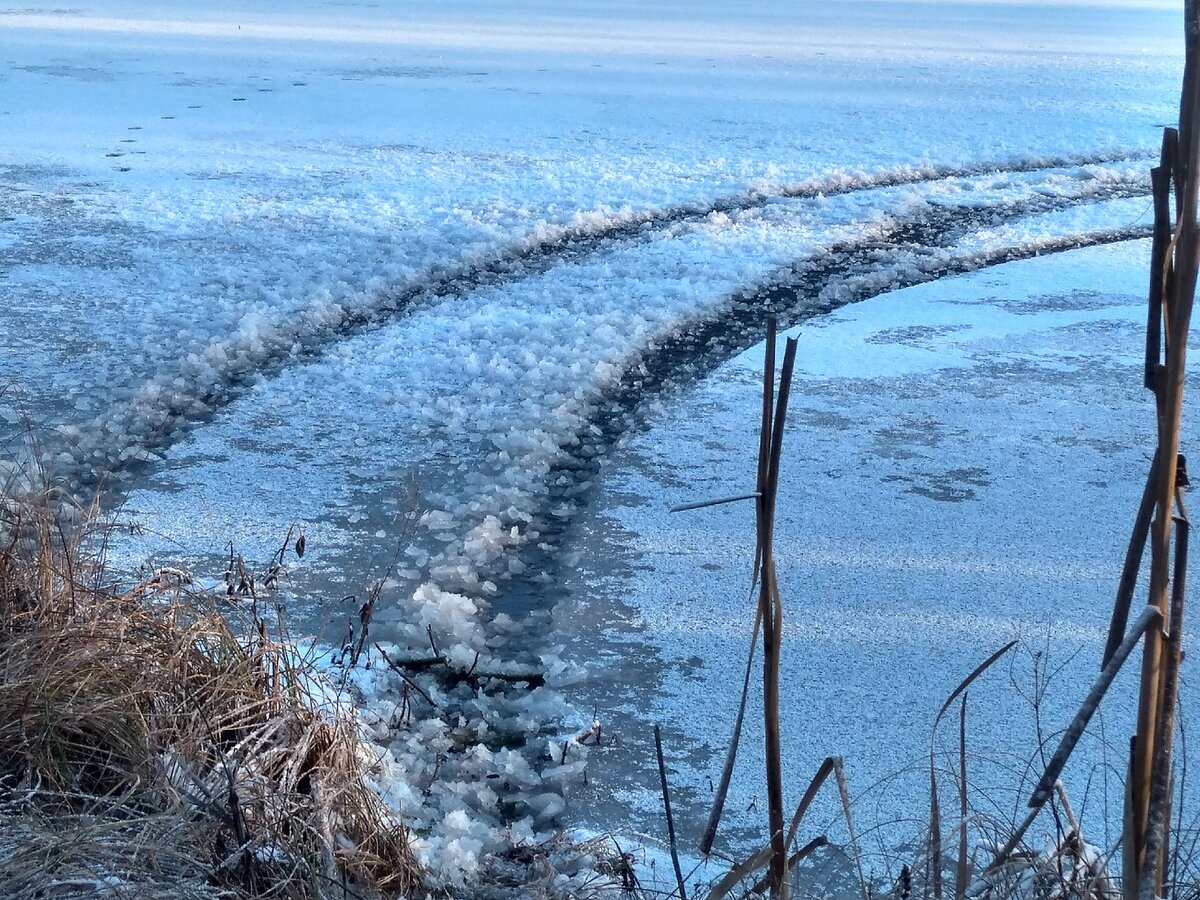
(655, 724), (689, 900)
(688, 319), (798, 899)
(1125, 7), (1200, 895)
(760, 328), (799, 899)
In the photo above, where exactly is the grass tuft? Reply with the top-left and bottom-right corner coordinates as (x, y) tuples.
(0, 485), (423, 899)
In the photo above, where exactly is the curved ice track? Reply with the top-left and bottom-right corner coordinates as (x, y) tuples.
(91, 155), (1155, 871)
(42, 152), (1148, 489)
(499, 215), (1153, 605)
(335, 179), (1155, 620)
(41, 154), (1153, 669)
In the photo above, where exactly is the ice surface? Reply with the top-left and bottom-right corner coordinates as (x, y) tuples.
(0, 0), (1187, 889)
(557, 241), (1175, 885)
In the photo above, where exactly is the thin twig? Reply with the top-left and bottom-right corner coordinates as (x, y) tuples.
(1031, 606), (1162, 808)
(655, 725), (688, 900)
(955, 693), (969, 900)
(671, 492), (762, 513)
(374, 643), (436, 708)
(1106, 451), (1159, 668)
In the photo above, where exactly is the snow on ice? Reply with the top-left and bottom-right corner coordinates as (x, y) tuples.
(0, 0), (1188, 889)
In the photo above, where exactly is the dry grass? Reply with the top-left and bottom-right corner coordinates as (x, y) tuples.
(0, 486), (423, 899)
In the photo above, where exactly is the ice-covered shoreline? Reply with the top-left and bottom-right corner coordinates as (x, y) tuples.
(1, 0), (1189, 893)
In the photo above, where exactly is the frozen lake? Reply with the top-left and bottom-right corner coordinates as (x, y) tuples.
(0, 0), (1189, 888)
(557, 241), (1168, 886)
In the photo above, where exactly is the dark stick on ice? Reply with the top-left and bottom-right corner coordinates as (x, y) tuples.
(375, 643), (436, 708)
(753, 318), (777, 596)
(671, 492), (761, 513)
(955, 694), (970, 900)
(1106, 450), (1159, 669)
(655, 724), (688, 900)
(699, 318), (779, 857)
(761, 330), (798, 900)
(1145, 130), (1176, 391)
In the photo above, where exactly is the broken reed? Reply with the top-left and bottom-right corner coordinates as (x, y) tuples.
(666, 319), (795, 897)
(710, 316), (800, 899)
(1121, 7), (1200, 896)
(758, 320), (798, 897)
(673, 320), (879, 900)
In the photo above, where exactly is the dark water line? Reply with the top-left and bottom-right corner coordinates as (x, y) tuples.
(496, 194), (1152, 609)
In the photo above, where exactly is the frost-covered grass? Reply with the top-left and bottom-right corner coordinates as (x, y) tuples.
(0, 465), (643, 898)
(0, 483), (421, 899)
